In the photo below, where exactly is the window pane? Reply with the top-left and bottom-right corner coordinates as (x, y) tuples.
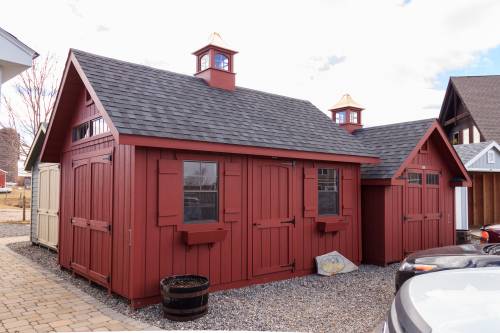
(318, 168), (339, 215)
(336, 112), (346, 124)
(200, 54), (209, 71)
(184, 161), (218, 223)
(215, 53), (229, 70)
(426, 174), (439, 185)
(408, 173), (422, 185)
(488, 151), (495, 164)
(350, 112), (358, 123)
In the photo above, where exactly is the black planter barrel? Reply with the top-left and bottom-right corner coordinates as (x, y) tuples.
(456, 229), (472, 245)
(160, 275), (209, 321)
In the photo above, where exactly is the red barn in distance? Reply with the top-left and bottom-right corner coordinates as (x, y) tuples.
(0, 169), (6, 188)
(40, 34), (380, 308)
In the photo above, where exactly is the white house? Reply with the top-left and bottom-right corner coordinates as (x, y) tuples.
(0, 26), (38, 96)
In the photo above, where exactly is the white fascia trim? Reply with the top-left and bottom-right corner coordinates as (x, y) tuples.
(465, 141), (500, 168)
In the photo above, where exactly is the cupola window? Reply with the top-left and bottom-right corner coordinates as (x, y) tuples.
(215, 53), (229, 71)
(350, 112), (358, 124)
(200, 54), (210, 71)
(336, 111), (346, 124)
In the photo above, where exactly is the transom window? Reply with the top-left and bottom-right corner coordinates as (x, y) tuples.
(336, 112), (346, 124)
(200, 54), (210, 71)
(214, 53), (229, 71)
(183, 161), (218, 224)
(318, 168), (339, 215)
(72, 117), (110, 142)
(426, 174), (439, 185)
(408, 173), (422, 185)
(349, 112), (358, 124)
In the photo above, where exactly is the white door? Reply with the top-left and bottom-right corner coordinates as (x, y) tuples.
(455, 187), (468, 230)
(37, 163), (60, 249)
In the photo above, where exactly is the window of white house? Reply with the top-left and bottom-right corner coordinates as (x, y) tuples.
(183, 161), (218, 224)
(349, 112), (358, 124)
(214, 53), (229, 71)
(336, 112), (346, 124)
(488, 151), (496, 164)
(452, 132), (460, 145)
(318, 168), (339, 215)
(473, 126), (481, 143)
(200, 54), (210, 71)
(462, 128), (470, 144)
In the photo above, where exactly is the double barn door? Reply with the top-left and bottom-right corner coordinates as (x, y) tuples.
(71, 152), (113, 287)
(403, 169), (442, 254)
(251, 159), (295, 276)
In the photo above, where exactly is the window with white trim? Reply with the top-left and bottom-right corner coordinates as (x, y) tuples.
(473, 126), (481, 143)
(487, 150), (495, 164)
(183, 161), (218, 223)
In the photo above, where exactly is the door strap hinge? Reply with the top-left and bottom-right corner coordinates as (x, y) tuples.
(281, 259), (296, 272)
(104, 154), (112, 162)
(107, 224), (112, 232)
(281, 217), (296, 225)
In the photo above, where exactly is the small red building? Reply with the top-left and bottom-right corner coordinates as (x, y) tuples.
(355, 119), (470, 265)
(0, 169), (6, 188)
(41, 35), (378, 307)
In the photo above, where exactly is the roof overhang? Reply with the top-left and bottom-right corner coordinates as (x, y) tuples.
(0, 27), (38, 83)
(24, 123), (47, 171)
(119, 133), (380, 164)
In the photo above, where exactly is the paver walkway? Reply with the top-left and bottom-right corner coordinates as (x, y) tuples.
(0, 236), (156, 332)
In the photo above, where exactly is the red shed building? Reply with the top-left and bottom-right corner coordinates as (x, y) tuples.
(354, 119), (470, 266)
(0, 169), (6, 188)
(41, 36), (378, 307)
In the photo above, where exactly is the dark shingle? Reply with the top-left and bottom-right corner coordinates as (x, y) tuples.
(453, 141), (494, 165)
(451, 76), (500, 143)
(354, 119), (435, 179)
(72, 49), (376, 158)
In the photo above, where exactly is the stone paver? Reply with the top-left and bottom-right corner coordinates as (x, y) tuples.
(0, 236), (155, 332)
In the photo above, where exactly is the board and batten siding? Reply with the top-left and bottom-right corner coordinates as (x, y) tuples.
(30, 158), (40, 243)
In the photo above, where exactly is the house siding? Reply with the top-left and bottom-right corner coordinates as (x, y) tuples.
(469, 148), (500, 170)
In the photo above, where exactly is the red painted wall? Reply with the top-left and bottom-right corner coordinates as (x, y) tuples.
(128, 148), (362, 307)
(362, 133), (456, 265)
(0, 172), (5, 188)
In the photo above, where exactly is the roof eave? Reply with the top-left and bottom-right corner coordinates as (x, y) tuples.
(119, 133), (380, 164)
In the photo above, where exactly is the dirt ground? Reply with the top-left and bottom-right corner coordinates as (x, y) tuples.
(0, 187), (31, 209)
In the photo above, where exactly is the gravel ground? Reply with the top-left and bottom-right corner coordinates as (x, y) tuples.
(8, 241), (398, 333)
(0, 222), (30, 237)
(0, 208), (30, 222)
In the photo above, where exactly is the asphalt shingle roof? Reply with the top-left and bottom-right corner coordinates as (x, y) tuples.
(451, 76), (500, 143)
(72, 49), (376, 158)
(453, 141), (495, 165)
(354, 118), (436, 179)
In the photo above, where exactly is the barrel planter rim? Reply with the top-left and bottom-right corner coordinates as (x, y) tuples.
(160, 274), (210, 294)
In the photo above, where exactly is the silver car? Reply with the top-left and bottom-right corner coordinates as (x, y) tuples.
(384, 267), (500, 333)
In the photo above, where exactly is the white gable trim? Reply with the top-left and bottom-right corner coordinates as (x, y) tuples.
(465, 141), (500, 168)
(0, 27), (38, 59)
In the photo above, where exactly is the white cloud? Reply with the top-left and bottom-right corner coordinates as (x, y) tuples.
(1, 0), (500, 128)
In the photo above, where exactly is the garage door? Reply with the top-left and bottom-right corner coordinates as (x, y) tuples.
(403, 169), (442, 254)
(71, 152), (113, 288)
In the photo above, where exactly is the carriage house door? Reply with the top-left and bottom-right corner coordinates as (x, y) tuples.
(71, 152), (113, 287)
(403, 169), (442, 254)
(403, 170), (424, 254)
(251, 159), (294, 277)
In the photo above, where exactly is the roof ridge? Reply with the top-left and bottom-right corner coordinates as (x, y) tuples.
(71, 48), (311, 104)
(451, 75), (500, 79)
(356, 117), (436, 132)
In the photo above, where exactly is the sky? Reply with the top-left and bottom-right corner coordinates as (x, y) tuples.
(2, 0), (500, 129)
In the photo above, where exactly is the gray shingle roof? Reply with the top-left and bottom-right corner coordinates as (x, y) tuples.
(72, 49), (376, 158)
(354, 118), (436, 179)
(451, 76), (500, 143)
(453, 141), (495, 165)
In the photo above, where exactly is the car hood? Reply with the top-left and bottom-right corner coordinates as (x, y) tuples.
(406, 244), (488, 262)
(398, 268), (500, 333)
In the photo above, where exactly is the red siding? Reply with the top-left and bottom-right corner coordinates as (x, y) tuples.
(0, 172), (5, 188)
(362, 133), (457, 265)
(128, 149), (362, 306)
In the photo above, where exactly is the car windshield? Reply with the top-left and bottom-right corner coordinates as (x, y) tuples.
(483, 244), (500, 255)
